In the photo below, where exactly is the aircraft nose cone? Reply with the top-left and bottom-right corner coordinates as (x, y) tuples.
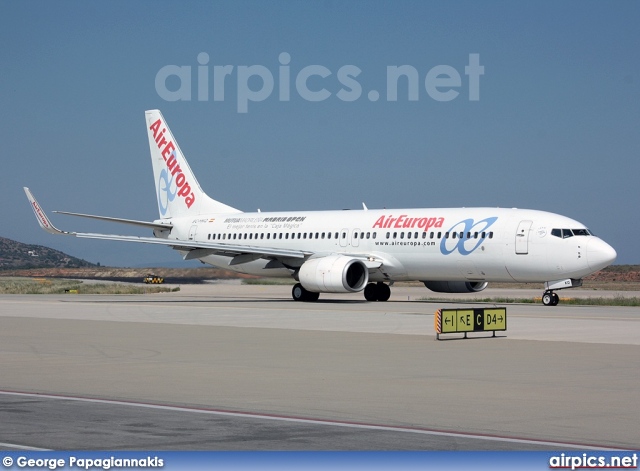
(587, 238), (617, 271)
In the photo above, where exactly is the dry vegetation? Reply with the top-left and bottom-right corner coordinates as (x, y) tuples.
(0, 277), (178, 295)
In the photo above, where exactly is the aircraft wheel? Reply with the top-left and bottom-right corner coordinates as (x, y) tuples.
(292, 283), (319, 302)
(542, 291), (554, 306)
(376, 282), (391, 302)
(364, 283), (378, 301)
(292, 283), (306, 301)
(552, 293), (560, 306)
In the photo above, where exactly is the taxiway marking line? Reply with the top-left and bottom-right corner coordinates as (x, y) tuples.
(0, 390), (618, 451)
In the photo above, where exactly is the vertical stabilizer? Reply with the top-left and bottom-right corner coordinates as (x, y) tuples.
(145, 110), (241, 219)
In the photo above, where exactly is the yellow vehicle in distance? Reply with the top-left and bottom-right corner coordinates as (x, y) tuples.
(143, 274), (164, 284)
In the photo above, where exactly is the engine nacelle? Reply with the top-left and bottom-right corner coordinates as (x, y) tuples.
(299, 255), (369, 293)
(423, 280), (488, 293)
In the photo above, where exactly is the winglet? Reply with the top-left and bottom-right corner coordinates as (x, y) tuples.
(23, 187), (70, 235)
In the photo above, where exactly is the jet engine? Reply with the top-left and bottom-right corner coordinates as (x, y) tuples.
(423, 281), (488, 293)
(299, 255), (369, 293)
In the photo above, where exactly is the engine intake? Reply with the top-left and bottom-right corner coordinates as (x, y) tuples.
(423, 281), (488, 293)
(299, 255), (369, 293)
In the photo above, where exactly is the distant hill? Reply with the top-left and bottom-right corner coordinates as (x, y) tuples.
(0, 237), (96, 270)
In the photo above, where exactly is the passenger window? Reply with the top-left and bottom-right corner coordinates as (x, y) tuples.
(386, 232), (390, 239)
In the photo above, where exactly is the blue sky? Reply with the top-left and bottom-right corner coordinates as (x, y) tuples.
(2, 1), (638, 266)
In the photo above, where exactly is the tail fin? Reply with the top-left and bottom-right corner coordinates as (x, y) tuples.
(145, 110), (241, 219)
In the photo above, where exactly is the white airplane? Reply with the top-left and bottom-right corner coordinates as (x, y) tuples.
(25, 109), (617, 306)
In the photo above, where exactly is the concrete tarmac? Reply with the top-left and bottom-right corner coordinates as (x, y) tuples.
(0, 284), (639, 450)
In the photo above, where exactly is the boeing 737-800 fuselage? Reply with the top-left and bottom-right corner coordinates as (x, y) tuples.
(25, 110), (617, 305)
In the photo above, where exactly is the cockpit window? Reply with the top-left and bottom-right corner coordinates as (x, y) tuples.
(551, 228), (592, 238)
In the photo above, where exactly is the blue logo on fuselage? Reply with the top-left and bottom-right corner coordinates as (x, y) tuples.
(440, 217), (498, 255)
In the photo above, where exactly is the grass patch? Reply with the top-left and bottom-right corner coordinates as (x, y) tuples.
(0, 277), (179, 295)
(551, 296), (640, 307)
(242, 278), (296, 285)
(419, 296), (640, 307)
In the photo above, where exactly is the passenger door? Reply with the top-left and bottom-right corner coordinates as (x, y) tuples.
(515, 220), (532, 254)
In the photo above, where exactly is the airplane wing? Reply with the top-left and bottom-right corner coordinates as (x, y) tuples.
(53, 211), (173, 230)
(24, 188), (307, 261)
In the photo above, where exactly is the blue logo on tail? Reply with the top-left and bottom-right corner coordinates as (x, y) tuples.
(157, 168), (177, 216)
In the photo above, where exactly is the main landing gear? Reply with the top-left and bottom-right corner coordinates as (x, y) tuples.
(292, 283), (320, 302)
(291, 282), (392, 302)
(364, 282), (391, 302)
(542, 290), (560, 306)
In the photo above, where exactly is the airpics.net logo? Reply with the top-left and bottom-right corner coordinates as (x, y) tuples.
(155, 52), (484, 113)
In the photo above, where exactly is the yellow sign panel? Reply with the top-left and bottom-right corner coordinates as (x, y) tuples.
(456, 310), (475, 332)
(484, 308), (507, 330)
(440, 310), (457, 333)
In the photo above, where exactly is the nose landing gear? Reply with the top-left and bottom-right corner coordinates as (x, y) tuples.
(541, 278), (582, 306)
(542, 290), (560, 306)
